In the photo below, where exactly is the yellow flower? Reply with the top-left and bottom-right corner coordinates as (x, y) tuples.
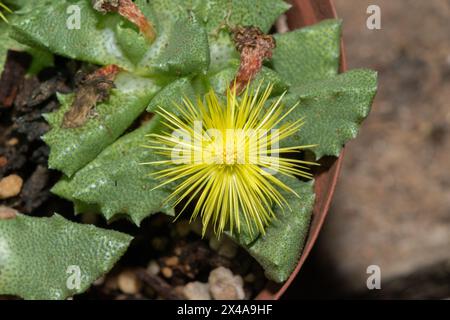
(143, 83), (317, 237)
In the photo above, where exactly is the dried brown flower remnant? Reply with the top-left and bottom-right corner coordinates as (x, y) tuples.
(231, 26), (276, 94)
(92, 0), (156, 42)
(62, 64), (120, 129)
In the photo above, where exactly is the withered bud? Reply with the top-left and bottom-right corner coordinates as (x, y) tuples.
(62, 65), (120, 129)
(230, 26), (276, 94)
(91, 0), (156, 42)
(232, 26), (276, 56)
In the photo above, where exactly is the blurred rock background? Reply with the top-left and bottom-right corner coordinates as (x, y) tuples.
(285, 0), (450, 299)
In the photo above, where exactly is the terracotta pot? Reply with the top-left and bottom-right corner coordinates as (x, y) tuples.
(256, 0), (347, 300)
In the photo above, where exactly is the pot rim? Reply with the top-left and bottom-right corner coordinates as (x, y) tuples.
(255, 0), (347, 300)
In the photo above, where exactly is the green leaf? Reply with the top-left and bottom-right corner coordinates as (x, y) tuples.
(202, 0), (290, 34)
(280, 69), (378, 159)
(10, 0), (210, 77)
(0, 22), (53, 75)
(0, 213), (132, 300)
(52, 117), (175, 226)
(26, 46), (54, 75)
(147, 62), (289, 115)
(0, 23), (22, 74)
(3, 0), (29, 9)
(234, 177), (315, 283)
(10, 0), (135, 70)
(146, 77), (198, 113)
(272, 19), (342, 86)
(135, 1), (210, 77)
(43, 72), (161, 177)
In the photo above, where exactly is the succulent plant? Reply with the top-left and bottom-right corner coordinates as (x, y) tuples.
(0, 0), (377, 299)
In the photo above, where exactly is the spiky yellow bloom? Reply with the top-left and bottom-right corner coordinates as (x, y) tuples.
(143, 84), (317, 236)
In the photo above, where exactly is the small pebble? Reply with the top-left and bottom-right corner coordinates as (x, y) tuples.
(174, 286), (186, 298)
(165, 256), (179, 267)
(183, 282), (211, 300)
(0, 174), (23, 199)
(117, 270), (142, 295)
(174, 247), (182, 256)
(6, 138), (19, 146)
(209, 267), (245, 300)
(146, 260), (160, 275)
(161, 267), (173, 278)
(0, 206), (17, 220)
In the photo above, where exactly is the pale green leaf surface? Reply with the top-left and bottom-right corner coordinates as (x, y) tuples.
(0, 23), (23, 74)
(10, 0), (136, 70)
(279, 69), (378, 159)
(0, 213), (132, 300)
(202, 0), (290, 33)
(272, 19), (342, 86)
(43, 72), (160, 177)
(234, 177), (315, 283)
(146, 77), (198, 113)
(10, 0), (210, 76)
(0, 22), (53, 76)
(135, 1), (210, 76)
(51, 117), (175, 225)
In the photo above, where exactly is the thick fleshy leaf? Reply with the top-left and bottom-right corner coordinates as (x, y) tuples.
(135, 0), (210, 76)
(43, 72), (160, 177)
(10, 0), (209, 76)
(204, 0), (290, 72)
(272, 19), (342, 86)
(10, 0), (135, 70)
(234, 177), (315, 283)
(0, 22), (53, 76)
(146, 77), (198, 113)
(202, 0), (290, 34)
(280, 69), (378, 159)
(52, 117), (175, 225)
(3, 0), (29, 9)
(0, 21), (27, 75)
(0, 213), (132, 300)
(0, 24), (17, 74)
(147, 63), (288, 114)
